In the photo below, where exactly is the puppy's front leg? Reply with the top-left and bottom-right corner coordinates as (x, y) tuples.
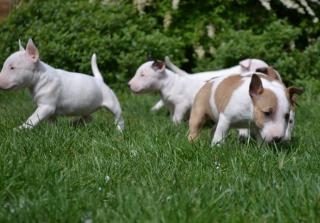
(150, 99), (164, 112)
(19, 105), (55, 129)
(172, 104), (188, 125)
(238, 128), (250, 143)
(211, 114), (230, 146)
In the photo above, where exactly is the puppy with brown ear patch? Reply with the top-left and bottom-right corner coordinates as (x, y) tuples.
(189, 71), (303, 145)
(253, 67), (303, 141)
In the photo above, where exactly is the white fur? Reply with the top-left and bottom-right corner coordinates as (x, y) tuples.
(0, 39), (124, 131)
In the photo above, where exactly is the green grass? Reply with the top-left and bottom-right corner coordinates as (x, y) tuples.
(0, 88), (320, 222)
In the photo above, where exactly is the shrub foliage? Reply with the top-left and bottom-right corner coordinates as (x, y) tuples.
(0, 0), (319, 84)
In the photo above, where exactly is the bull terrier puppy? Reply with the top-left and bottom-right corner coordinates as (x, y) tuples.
(188, 66), (294, 142)
(0, 39), (124, 131)
(129, 60), (207, 124)
(149, 57), (269, 112)
(188, 72), (303, 145)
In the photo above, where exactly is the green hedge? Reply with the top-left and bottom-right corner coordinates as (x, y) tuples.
(0, 0), (319, 85)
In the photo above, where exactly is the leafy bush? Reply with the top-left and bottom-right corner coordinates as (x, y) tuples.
(0, 0), (319, 85)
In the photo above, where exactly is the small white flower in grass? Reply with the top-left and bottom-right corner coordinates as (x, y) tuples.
(98, 187), (102, 191)
(105, 175), (110, 183)
(130, 149), (138, 157)
(214, 160), (221, 170)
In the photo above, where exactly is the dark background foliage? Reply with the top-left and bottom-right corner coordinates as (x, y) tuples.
(0, 0), (319, 86)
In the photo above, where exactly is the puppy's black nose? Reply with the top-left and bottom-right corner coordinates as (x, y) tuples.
(128, 83), (130, 88)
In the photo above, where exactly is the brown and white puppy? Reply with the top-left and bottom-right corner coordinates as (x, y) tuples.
(188, 68), (303, 145)
(255, 67), (302, 141)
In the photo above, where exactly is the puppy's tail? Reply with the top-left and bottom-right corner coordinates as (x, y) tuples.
(165, 56), (189, 76)
(91, 53), (104, 82)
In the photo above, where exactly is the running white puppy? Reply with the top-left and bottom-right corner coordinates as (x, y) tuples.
(0, 39), (124, 130)
(150, 57), (269, 112)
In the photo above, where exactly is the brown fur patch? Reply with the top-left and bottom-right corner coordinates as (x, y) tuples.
(256, 67), (280, 80)
(252, 89), (278, 128)
(188, 82), (213, 141)
(286, 87), (304, 108)
(215, 75), (244, 112)
(257, 74), (284, 87)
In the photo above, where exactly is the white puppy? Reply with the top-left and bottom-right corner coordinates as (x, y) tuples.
(150, 57), (269, 112)
(129, 60), (203, 124)
(0, 39), (124, 131)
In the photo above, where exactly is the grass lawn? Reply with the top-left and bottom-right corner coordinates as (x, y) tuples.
(0, 87), (320, 222)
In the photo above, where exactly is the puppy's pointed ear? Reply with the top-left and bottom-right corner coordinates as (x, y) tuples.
(152, 60), (165, 72)
(18, 39), (25, 51)
(26, 38), (39, 62)
(256, 67), (280, 81)
(239, 59), (251, 69)
(249, 74), (264, 97)
(287, 87), (304, 106)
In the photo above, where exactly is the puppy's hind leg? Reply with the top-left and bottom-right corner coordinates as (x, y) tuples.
(101, 86), (124, 132)
(188, 105), (206, 142)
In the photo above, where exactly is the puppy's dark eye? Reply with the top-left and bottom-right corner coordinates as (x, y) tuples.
(10, 66), (15, 70)
(140, 73), (145, 77)
(285, 113), (289, 121)
(263, 111), (272, 117)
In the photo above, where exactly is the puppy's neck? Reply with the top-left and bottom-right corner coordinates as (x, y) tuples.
(28, 61), (56, 96)
(159, 69), (180, 96)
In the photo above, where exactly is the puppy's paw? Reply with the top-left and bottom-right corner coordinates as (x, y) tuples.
(116, 124), (124, 133)
(150, 107), (159, 112)
(211, 140), (222, 147)
(14, 123), (33, 131)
